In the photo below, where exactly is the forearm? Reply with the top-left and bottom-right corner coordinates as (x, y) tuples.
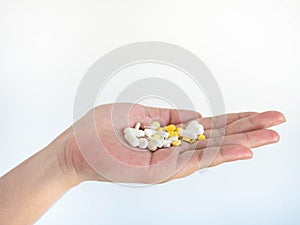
(0, 135), (81, 225)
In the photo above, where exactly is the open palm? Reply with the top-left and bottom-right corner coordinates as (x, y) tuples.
(67, 103), (285, 184)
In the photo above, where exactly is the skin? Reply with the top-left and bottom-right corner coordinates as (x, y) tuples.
(0, 103), (286, 225)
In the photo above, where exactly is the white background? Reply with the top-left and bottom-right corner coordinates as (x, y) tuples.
(1, 0), (299, 224)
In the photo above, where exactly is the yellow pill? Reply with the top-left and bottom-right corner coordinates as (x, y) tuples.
(176, 127), (182, 136)
(198, 134), (206, 141)
(167, 130), (174, 137)
(182, 136), (191, 142)
(166, 124), (176, 132)
(172, 140), (182, 146)
(174, 131), (179, 137)
(189, 139), (196, 144)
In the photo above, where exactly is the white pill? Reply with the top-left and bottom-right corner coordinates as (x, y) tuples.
(163, 140), (172, 148)
(148, 138), (162, 151)
(188, 125), (204, 135)
(178, 129), (197, 140)
(156, 139), (164, 148)
(155, 131), (169, 138)
(148, 141), (158, 151)
(124, 132), (140, 147)
(135, 122), (141, 130)
(144, 129), (157, 137)
(186, 120), (199, 130)
(164, 143), (171, 148)
(150, 121), (160, 130)
(168, 136), (178, 142)
(138, 138), (148, 149)
(124, 127), (145, 137)
(186, 121), (204, 135)
(193, 124), (204, 135)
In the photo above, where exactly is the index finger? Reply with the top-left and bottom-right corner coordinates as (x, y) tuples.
(140, 105), (202, 127)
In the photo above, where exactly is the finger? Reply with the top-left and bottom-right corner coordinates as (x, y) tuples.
(204, 112), (286, 138)
(141, 106), (202, 127)
(225, 111), (286, 135)
(170, 145), (252, 180)
(195, 129), (280, 150)
(169, 108), (202, 124)
(198, 112), (258, 130)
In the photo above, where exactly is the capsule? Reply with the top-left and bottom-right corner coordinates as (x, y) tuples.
(124, 132), (140, 147)
(124, 127), (145, 137)
(135, 122), (141, 130)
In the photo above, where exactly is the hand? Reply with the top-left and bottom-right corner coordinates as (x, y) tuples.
(58, 103), (286, 184)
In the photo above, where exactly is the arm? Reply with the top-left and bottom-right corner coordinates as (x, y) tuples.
(0, 103), (286, 225)
(0, 132), (80, 225)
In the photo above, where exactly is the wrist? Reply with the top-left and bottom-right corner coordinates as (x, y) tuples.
(52, 128), (104, 184)
(49, 130), (85, 186)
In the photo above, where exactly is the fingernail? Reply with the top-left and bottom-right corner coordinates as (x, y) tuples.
(272, 117), (286, 126)
(242, 154), (253, 160)
(239, 152), (253, 160)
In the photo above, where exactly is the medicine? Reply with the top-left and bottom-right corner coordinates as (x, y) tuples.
(165, 124), (176, 132)
(138, 138), (148, 149)
(186, 120), (204, 135)
(148, 138), (162, 151)
(148, 141), (157, 151)
(124, 127), (145, 138)
(123, 120), (205, 151)
(124, 132), (140, 147)
(189, 139), (196, 144)
(156, 138), (164, 148)
(186, 120), (199, 130)
(182, 136), (191, 142)
(172, 140), (182, 146)
(168, 136), (178, 142)
(178, 129), (197, 140)
(168, 130), (175, 137)
(163, 139), (172, 148)
(156, 131), (169, 138)
(151, 121), (161, 130)
(198, 134), (206, 140)
(144, 129), (157, 137)
(135, 122), (141, 130)
(152, 134), (162, 139)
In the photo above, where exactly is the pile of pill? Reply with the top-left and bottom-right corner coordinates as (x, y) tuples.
(123, 121), (206, 151)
